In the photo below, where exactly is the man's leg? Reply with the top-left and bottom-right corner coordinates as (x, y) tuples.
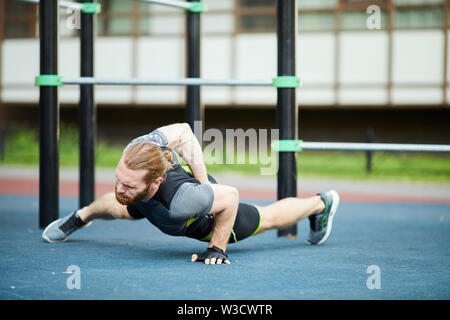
(42, 192), (134, 243)
(254, 190), (340, 245)
(255, 195), (324, 233)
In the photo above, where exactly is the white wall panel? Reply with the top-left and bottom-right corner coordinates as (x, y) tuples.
(136, 37), (184, 78)
(202, 36), (232, 78)
(339, 88), (388, 105)
(60, 38), (80, 78)
(234, 87), (276, 105)
(95, 37), (133, 78)
(201, 36), (233, 105)
(235, 34), (276, 79)
(299, 88), (335, 105)
(298, 32), (335, 85)
(2, 39), (38, 84)
(1, 88), (38, 103)
(392, 87), (442, 105)
(339, 32), (388, 84)
(393, 30), (443, 84)
(135, 86), (184, 104)
(94, 38), (134, 103)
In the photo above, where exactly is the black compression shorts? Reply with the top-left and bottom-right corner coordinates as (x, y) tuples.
(184, 202), (261, 243)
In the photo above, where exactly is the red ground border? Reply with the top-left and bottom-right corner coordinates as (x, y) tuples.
(1, 177), (449, 203)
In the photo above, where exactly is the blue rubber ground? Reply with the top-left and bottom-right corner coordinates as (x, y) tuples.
(0, 195), (449, 300)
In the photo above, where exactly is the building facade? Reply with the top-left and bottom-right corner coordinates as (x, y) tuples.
(1, 0), (448, 109)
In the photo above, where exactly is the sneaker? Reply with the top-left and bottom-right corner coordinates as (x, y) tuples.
(42, 211), (91, 243)
(306, 190), (340, 245)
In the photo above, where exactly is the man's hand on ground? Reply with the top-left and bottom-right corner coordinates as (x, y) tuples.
(191, 246), (231, 265)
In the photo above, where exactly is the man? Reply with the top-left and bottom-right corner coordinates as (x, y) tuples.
(42, 123), (340, 265)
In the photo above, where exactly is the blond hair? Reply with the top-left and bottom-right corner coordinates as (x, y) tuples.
(122, 141), (173, 184)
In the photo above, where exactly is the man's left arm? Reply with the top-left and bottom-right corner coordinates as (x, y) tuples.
(158, 123), (209, 184)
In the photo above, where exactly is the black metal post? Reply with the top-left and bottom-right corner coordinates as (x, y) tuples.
(366, 128), (374, 173)
(39, 0), (60, 229)
(79, 1), (96, 208)
(186, 0), (202, 140)
(277, 0), (298, 238)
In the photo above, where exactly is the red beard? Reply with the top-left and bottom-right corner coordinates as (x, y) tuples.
(115, 184), (150, 206)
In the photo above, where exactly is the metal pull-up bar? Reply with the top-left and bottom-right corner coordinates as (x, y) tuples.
(36, 75), (299, 87)
(272, 140), (450, 153)
(137, 0), (195, 11)
(60, 77), (275, 87)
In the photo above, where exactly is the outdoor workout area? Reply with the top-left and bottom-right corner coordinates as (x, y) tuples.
(0, 0), (449, 301)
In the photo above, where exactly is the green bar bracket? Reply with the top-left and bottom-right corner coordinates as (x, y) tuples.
(35, 75), (63, 87)
(186, 2), (207, 13)
(271, 139), (303, 152)
(81, 3), (101, 14)
(272, 76), (301, 88)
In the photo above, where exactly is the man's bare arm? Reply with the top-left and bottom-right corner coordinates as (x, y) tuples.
(158, 123), (209, 184)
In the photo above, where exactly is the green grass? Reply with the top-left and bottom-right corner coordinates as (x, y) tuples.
(1, 124), (123, 168)
(2, 124), (450, 184)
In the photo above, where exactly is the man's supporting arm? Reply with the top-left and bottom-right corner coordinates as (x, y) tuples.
(192, 184), (239, 264)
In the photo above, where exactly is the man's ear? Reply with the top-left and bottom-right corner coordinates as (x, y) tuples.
(152, 177), (164, 187)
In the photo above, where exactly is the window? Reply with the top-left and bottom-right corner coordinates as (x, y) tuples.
(97, 0), (151, 36)
(299, 12), (335, 31)
(2, 1), (37, 39)
(394, 7), (443, 28)
(236, 0), (276, 33)
(240, 0), (276, 8)
(298, 0), (337, 32)
(299, 0), (337, 9)
(393, 0), (444, 4)
(341, 9), (388, 30)
(97, 0), (134, 36)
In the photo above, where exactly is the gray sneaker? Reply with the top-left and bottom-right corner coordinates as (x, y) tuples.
(42, 211), (91, 243)
(306, 190), (340, 245)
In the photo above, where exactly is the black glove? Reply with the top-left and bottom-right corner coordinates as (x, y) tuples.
(194, 246), (230, 264)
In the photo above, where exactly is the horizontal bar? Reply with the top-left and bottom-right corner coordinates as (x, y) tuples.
(136, 0), (193, 10)
(19, 0), (85, 10)
(61, 77), (273, 87)
(301, 141), (450, 153)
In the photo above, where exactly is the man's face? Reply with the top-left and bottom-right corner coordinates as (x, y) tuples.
(114, 158), (150, 206)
